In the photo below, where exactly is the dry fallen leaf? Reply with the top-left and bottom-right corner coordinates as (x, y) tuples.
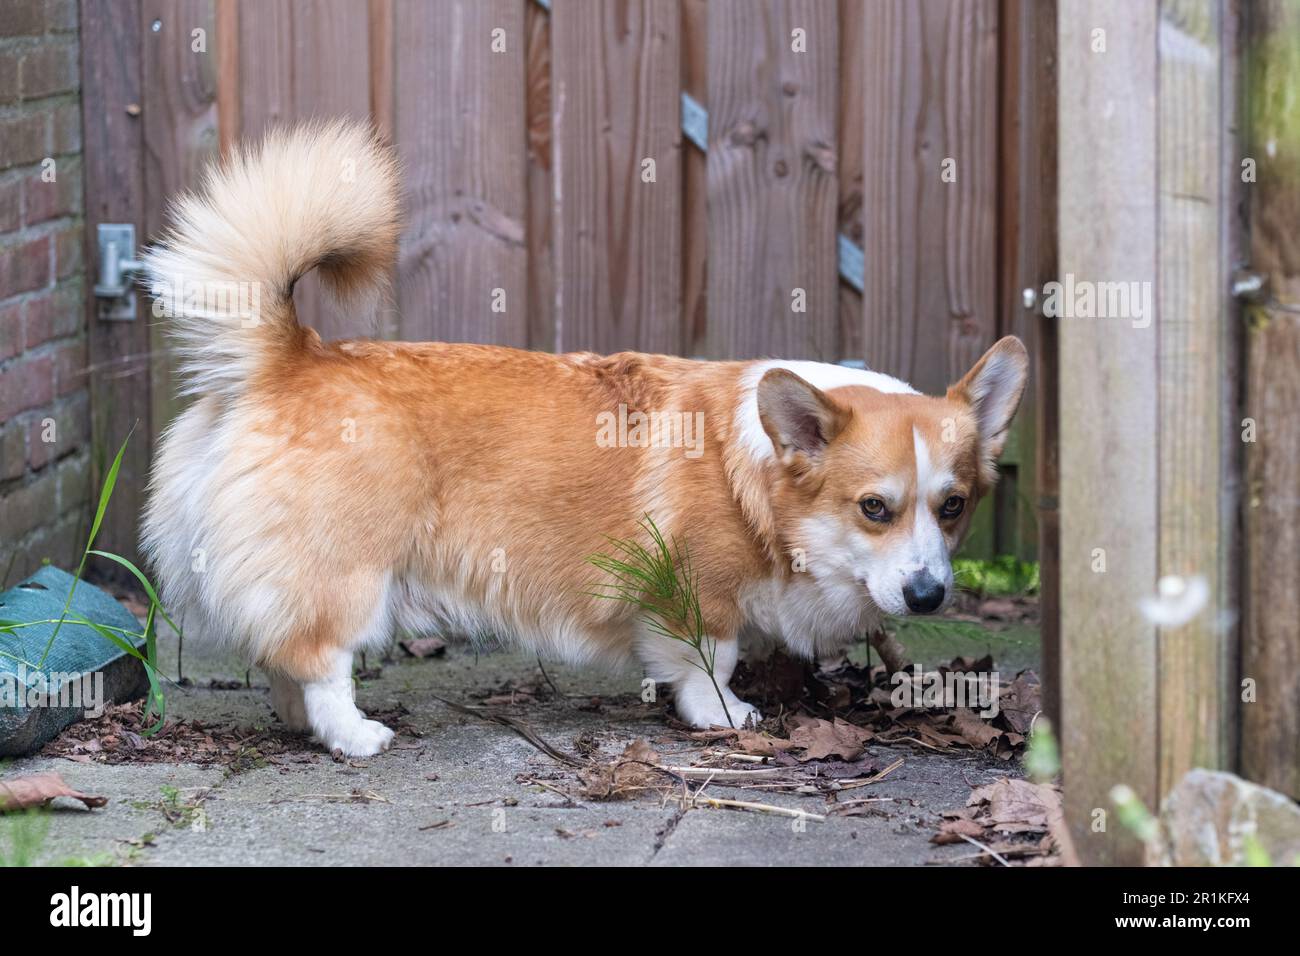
(931, 816), (987, 845)
(733, 729), (796, 757)
(578, 740), (666, 800)
(968, 777), (1063, 832)
(950, 707), (1006, 749)
(787, 716), (875, 762)
(0, 773), (107, 812)
(997, 670), (1042, 735)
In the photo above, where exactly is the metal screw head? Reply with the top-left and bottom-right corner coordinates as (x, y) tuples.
(151, 19), (162, 32)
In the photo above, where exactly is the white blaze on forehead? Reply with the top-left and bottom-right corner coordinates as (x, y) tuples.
(736, 360), (918, 461)
(912, 426), (954, 503)
(909, 427), (954, 581)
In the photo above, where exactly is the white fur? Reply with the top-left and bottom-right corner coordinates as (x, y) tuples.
(634, 626), (760, 729)
(735, 360), (917, 462)
(302, 649), (394, 756)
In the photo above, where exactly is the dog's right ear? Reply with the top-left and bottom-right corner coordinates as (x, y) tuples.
(756, 368), (850, 469)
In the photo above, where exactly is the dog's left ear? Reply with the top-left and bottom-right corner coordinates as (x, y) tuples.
(947, 336), (1029, 461)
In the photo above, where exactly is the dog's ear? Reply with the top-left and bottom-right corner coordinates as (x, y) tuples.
(947, 336), (1029, 462)
(756, 368), (850, 467)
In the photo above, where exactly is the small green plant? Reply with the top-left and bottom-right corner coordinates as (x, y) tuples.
(1024, 717), (1061, 783)
(953, 555), (1040, 597)
(133, 784), (207, 828)
(0, 807), (50, 867)
(588, 515), (734, 728)
(0, 431), (176, 734)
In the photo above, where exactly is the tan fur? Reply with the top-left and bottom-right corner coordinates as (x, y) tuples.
(142, 122), (1027, 743)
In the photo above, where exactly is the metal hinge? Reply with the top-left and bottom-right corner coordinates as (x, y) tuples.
(93, 223), (145, 321)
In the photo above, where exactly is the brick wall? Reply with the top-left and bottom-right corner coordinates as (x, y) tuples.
(0, 0), (90, 581)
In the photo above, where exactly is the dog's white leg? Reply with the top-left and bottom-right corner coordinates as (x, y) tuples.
(636, 633), (761, 729)
(268, 670), (310, 732)
(302, 648), (395, 756)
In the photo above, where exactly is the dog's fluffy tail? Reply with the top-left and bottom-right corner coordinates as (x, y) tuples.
(142, 120), (400, 398)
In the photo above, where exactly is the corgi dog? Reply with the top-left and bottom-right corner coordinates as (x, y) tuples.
(141, 122), (1027, 756)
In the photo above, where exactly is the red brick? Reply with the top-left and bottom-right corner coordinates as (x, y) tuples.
(0, 113), (48, 171)
(0, 469), (58, 544)
(0, 235), (50, 298)
(26, 415), (50, 468)
(0, 0), (47, 36)
(20, 43), (78, 99)
(0, 300), (22, 361)
(51, 101), (79, 154)
(44, 0), (77, 34)
(0, 175), (19, 232)
(0, 420), (24, 480)
(0, 351), (54, 419)
(0, 53), (19, 105)
(21, 281), (79, 348)
(22, 156), (79, 224)
(54, 223), (80, 279)
(52, 336), (85, 395)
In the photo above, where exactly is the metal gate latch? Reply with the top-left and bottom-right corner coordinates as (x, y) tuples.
(94, 223), (145, 321)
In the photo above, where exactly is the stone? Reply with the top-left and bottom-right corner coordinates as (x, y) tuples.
(1150, 768), (1300, 867)
(0, 565), (150, 756)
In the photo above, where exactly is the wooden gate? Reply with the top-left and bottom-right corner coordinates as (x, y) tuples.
(80, 0), (1050, 575)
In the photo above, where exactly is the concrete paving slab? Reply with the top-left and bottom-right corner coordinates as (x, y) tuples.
(6, 618), (1037, 867)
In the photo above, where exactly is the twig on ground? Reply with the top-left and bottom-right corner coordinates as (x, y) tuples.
(524, 777), (585, 806)
(430, 693), (584, 767)
(958, 832), (1011, 866)
(837, 756), (905, 790)
(681, 794), (826, 822)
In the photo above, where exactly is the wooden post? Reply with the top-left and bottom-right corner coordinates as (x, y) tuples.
(1058, 0), (1161, 867)
(1059, 0), (1239, 864)
(1240, 0), (1300, 799)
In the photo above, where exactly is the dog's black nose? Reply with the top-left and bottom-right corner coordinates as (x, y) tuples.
(903, 572), (945, 614)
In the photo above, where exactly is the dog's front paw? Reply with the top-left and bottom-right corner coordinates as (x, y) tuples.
(676, 686), (762, 730)
(323, 718), (394, 757)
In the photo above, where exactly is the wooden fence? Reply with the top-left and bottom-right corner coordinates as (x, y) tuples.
(81, 0), (1050, 571)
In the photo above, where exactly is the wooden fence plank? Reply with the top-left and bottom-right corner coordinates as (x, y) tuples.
(394, 0), (527, 346)
(81, 0), (149, 569)
(1241, 0), (1300, 799)
(552, 0), (682, 354)
(682, 0), (708, 355)
(237, 0), (372, 342)
(861, 0), (998, 392)
(525, 0), (555, 352)
(837, 0), (865, 361)
(1058, 0), (1160, 866)
(1155, 0), (1235, 795)
(707, 0), (838, 360)
(140, 0), (219, 449)
(998, 0), (1057, 709)
(994, 0), (1047, 563)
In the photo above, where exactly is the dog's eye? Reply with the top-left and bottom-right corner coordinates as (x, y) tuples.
(940, 495), (966, 519)
(860, 497), (889, 522)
